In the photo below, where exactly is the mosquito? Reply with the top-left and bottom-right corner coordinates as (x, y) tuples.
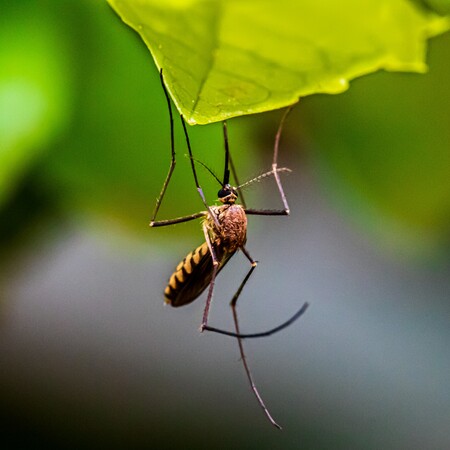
(150, 70), (309, 429)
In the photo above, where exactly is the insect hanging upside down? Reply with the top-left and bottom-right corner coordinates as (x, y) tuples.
(150, 69), (309, 429)
(164, 185), (248, 309)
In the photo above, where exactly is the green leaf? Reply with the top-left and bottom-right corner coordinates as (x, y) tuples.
(420, 0), (450, 14)
(107, 0), (449, 124)
(298, 31), (450, 258)
(31, 1), (255, 236)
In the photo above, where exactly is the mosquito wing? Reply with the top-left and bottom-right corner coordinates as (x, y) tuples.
(164, 242), (234, 307)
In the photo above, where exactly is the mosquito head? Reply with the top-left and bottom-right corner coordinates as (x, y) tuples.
(218, 184), (238, 204)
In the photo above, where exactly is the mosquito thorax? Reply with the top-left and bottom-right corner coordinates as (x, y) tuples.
(218, 184), (238, 204)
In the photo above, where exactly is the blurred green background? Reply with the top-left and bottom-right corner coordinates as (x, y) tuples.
(1, 1), (449, 449)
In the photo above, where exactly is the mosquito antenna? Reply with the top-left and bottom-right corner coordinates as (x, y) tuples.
(223, 121), (231, 185)
(203, 302), (309, 339)
(187, 156), (222, 185)
(238, 167), (292, 191)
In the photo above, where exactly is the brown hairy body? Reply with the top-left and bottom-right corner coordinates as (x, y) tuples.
(164, 204), (247, 307)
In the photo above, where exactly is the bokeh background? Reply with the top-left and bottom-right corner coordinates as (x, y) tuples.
(1, 1), (449, 448)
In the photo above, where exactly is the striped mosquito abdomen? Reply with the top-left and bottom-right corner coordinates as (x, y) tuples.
(164, 241), (232, 308)
(164, 242), (209, 306)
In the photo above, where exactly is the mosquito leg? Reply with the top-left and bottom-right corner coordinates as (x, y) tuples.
(150, 70), (205, 227)
(180, 117), (220, 229)
(232, 247), (282, 429)
(229, 152), (246, 208)
(202, 244), (257, 336)
(203, 245), (309, 338)
(228, 246), (258, 311)
(224, 121), (247, 208)
(271, 105), (294, 214)
(244, 106), (296, 217)
(150, 211), (205, 227)
(150, 69), (177, 226)
(245, 208), (289, 216)
(150, 70), (217, 227)
(200, 223), (220, 331)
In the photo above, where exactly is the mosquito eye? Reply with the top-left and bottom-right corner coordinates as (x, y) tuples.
(218, 188), (229, 198)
